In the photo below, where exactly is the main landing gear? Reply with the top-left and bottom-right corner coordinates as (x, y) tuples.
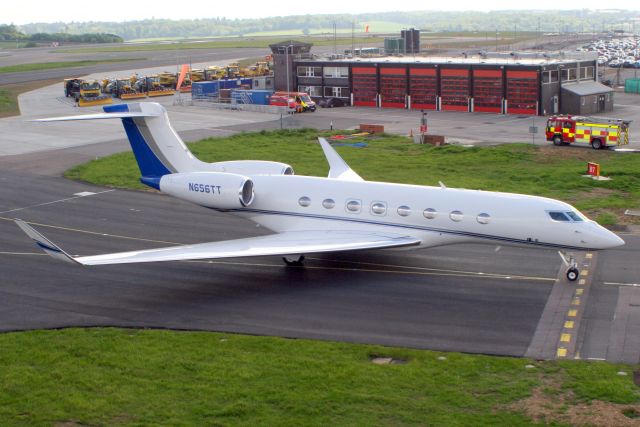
(558, 251), (579, 282)
(282, 255), (305, 266)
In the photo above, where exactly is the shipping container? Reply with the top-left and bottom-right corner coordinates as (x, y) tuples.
(192, 81), (219, 98)
(218, 78), (254, 89)
(230, 89), (274, 105)
(384, 38), (405, 55)
(625, 78), (640, 94)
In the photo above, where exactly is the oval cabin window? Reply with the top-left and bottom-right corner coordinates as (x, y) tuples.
(476, 213), (491, 224)
(298, 196), (311, 207)
(397, 206), (411, 217)
(449, 210), (463, 222)
(423, 208), (437, 219)
(322, 198), (335, 209)
(371, 202), (386, 215)
(346, 200), (361, 213)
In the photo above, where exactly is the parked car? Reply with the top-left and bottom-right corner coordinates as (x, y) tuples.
(319, 97), (347, 108)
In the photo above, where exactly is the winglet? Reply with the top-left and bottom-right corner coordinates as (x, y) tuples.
(317, 137), (364, 181)
(14, 220), (80, 264)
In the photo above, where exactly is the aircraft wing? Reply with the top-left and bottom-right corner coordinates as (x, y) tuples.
(15, 220), (420, 266)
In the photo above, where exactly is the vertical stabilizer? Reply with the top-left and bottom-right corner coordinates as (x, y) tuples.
(104, 103), (205, 183)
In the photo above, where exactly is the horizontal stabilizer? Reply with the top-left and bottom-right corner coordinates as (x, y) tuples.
(15, 221), (420, 266)
(31, 112), (160, 122)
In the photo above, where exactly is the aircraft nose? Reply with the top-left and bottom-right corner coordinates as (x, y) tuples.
(597, 225), (625, 249)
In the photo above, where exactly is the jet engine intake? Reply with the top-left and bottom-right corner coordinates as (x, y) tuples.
(160, 172), (254, 209)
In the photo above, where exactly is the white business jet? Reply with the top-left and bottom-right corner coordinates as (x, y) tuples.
(16, 102), (624, 281)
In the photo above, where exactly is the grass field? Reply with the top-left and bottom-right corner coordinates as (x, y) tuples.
(0, 79), (60, 118)
(0, 58), (145, 74)
(66, 128), (640, 226)
(55, 36), (385, 53)
(0, 328), (638, 425)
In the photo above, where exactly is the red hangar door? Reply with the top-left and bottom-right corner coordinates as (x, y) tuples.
(351, 67), (378, 107)
(409, 68), (437, 110)
(472, 69), (503, 113)
(506, 70), (539, 115)
(380, 67), (407, 108)
(440, 68), (470, 111)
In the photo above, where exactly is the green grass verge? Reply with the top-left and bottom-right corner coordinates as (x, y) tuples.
(65, 128), (640, 224)
(0, 79), (60, 118)
(0, 328), (637, 425)
(0, 58), (145, 74)
(55, 36), (385, 53)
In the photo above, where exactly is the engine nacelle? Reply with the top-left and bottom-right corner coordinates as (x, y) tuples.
(209, 160), (294, 176)
(159, 172), (254, 209)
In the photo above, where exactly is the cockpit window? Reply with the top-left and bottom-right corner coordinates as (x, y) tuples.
(548, 211), (570, 221)
(565, 211), (584, 221)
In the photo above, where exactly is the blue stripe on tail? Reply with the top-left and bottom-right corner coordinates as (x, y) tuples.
(104, 104), (170, 190)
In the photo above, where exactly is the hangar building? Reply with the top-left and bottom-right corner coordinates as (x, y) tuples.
(270, 41), (613, 116)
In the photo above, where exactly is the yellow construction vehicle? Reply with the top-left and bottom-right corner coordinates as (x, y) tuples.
(242, 61), (272, 77)
(64, 78), (112, 107)
(143, 75), (175, 97)
(204, 66), (225, 80)
(226, 62), (243, 79)
(190, 69), (205, 82)
(157, 72), (178, 89)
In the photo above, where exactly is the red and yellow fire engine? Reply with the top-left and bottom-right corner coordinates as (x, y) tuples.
(545, 115), (631, 149)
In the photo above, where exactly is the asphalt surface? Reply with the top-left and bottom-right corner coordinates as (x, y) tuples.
(0, 46), (269, 85)
(0, 167), (561, 356)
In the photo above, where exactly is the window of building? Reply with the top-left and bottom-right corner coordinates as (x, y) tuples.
(323, 66), (349, 78)
(324, 86), (350, 98)
(560, 68), (577, 82)
(542, 71), (559, 84)
(586, 67), (594, 79)
(297, 66), (322, 77)
(298, 86), (322, 97)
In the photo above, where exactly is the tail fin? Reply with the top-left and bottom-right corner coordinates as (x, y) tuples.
(35, 102), (204, 189)
(103, 103), (204, 187)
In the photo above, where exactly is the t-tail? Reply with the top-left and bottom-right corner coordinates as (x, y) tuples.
(35, 102), (294, 189)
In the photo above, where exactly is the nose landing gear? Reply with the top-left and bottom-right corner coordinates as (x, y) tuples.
(283, 255), (305, 266)
(558, 251), (579, 282)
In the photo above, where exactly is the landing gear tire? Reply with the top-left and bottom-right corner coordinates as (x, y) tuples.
(566, 267), (579, 282)
(283, 255), (305, 266)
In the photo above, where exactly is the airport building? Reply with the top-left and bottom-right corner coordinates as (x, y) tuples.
(270, 41), (614, 116)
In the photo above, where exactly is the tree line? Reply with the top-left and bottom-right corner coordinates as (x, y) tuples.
(0, 24), (122, 44)
(6, 10), (639, 42)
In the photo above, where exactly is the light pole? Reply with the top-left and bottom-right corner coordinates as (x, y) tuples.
(558, 64), (564, 114)
(285, 44), (293, 94)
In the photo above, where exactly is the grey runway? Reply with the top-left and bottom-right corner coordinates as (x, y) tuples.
(0, 170), (557, 356)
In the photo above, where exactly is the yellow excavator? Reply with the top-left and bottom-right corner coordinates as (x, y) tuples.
(64, 78), (113, 107)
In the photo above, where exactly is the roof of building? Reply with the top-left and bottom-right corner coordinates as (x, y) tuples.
(300, 54), (594, 67)
(561, 81), (614, 96)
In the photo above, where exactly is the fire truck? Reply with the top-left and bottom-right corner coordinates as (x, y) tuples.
(546, 115), (631, 149)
